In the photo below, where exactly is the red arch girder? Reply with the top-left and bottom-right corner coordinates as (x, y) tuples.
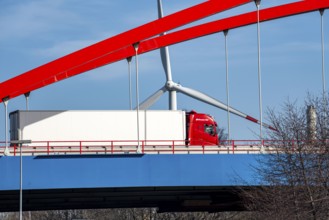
(0, 0), (250, 101)
(0, 0), (328, 101)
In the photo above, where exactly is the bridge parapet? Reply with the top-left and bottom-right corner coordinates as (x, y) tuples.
(0, 140), (298, 156)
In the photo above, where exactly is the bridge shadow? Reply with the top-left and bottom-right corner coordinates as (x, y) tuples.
(0, 186), (251, 212)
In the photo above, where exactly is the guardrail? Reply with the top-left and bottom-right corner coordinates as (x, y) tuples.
(0, 139), (323, 156)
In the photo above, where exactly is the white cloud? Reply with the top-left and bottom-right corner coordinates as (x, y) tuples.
(82, 50), (164, 82)
(33, 30), (117, 58)
(0, 0), (81, 40)
(34, 39), (96, 58)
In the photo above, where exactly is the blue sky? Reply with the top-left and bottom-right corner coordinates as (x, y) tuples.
(0, 0), (328, 140)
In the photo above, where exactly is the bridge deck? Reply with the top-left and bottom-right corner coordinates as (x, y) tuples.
(0, 154), (260, 212)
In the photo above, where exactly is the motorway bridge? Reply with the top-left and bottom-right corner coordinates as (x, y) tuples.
(0, 153), (260, 212)
(0, 0), (328, 213)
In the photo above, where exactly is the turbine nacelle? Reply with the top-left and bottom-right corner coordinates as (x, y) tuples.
(166, 80), (177, 91)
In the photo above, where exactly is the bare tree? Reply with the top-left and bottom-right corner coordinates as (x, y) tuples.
(1, 209), (255, 220)
(244, 95), (329, 220)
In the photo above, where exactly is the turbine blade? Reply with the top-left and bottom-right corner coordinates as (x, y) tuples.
(171, 83), (277, 131)
(157, 0), (164, 18)
(160, 47), (173, 82)
(157, 0), (176, 110)
(158, 0), (173, 82)
(137, 86), (167, 110)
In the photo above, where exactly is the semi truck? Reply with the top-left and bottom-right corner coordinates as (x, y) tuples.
(9, 110), (219, 146)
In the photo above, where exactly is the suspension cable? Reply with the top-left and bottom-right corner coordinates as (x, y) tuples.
(3, 97), (10, 156)
(223, 30), (231, 141)
(255, 0), (263, 141)
(320, 9), (328, 137)
(24, 92), (30, 111)
(320, 9), (326, 97)
(127, 57), (133, 110)
(133, 43), (141, 153)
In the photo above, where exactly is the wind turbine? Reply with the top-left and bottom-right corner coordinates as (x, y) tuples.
(138, 0), (276, 132)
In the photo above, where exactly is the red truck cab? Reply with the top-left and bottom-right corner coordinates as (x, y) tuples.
(186, 111), (219, 145)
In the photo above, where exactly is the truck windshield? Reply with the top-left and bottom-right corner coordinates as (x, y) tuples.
(204, 124), (216, 136)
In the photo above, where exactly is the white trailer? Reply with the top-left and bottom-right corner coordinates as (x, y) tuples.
(10, 110), (186, 146)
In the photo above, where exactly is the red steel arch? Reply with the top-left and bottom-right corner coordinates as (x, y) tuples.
(0, 0), (328, 102)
